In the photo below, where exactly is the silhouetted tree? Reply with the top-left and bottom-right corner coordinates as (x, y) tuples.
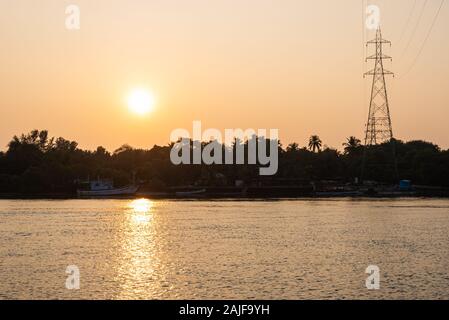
(1, 130), (449, 194)
(308, 135), (322, 153)
(287, 143), (300, 152)
(343, 136), (362, 155)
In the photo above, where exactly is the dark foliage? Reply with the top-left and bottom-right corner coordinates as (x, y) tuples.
(0, 130), (448, 194)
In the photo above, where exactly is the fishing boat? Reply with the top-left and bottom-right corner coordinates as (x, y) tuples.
(77, 179), (139, 197)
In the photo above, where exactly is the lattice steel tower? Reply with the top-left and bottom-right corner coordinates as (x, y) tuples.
(364, 27), (394, 145)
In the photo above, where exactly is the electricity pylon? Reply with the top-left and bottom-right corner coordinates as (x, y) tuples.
(364, 27), (394, 145)
(361, 27), (398, 183)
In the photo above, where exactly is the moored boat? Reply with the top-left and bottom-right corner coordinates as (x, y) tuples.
(77, 180), (139, 197)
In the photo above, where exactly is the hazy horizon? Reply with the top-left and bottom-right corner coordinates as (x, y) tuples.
(1, 0), (449, 151)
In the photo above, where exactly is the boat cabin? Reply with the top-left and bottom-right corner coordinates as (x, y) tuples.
(77, 179), (114, 191)
(89, 180), (114, 191)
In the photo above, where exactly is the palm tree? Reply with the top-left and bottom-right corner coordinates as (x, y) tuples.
(343, 136), (362, 154)
(308, 135), (322, 152)
(286, 142), (300, 152)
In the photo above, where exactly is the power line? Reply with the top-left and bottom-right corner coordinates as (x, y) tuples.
(362, 0), (367, 74)
(363, 0), (368, 138)
(399, 0), (429, 60)
(397, 0), (418, 44)
(400, 0), (446, 77)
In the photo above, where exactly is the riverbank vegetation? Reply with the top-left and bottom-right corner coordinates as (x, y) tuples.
(0, 130), (448, 194)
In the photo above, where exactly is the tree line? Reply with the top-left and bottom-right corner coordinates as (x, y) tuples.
(0, 130), (448, 194)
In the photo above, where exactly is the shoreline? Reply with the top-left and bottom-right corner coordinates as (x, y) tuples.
(1, 192), (449, 200)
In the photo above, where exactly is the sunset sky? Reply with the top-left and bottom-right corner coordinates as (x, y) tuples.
(1, 0), (448, 151)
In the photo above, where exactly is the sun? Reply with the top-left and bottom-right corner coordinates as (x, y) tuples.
(127, 89), (155, 115)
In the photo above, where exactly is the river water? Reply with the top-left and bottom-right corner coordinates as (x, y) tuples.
(0, 198), (448, 300)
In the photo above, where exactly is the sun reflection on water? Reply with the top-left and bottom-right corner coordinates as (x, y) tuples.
(129, 199), (153, 224)
(115, 198), (160, 298)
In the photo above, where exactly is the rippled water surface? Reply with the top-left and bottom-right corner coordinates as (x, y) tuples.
(1, 198), (449, 299)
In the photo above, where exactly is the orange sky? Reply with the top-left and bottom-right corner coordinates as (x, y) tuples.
(1, 0), (448, 151)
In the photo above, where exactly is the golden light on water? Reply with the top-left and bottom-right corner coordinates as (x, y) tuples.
(129, 198), (153, 223)
(116, 198), (159, 298)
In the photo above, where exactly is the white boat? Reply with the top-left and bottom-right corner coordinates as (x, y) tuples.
(77, 180), (139, 197)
